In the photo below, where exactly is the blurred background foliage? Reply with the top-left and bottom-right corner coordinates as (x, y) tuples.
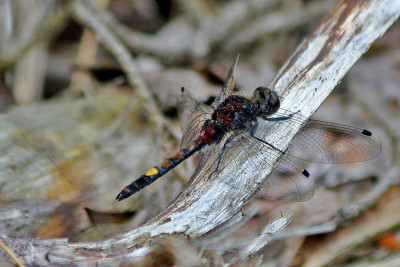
(0, 0), (399, 266)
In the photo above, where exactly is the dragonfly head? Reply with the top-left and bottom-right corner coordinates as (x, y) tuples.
(251, 86), (280, 115)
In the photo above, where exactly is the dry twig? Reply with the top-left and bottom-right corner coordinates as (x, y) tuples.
(0, 1), (68, 69)
(0, 0), (399, 265)
(72, 0), (180, 143)
(238, 215), (292, 261)
(0, 238), (25, 267)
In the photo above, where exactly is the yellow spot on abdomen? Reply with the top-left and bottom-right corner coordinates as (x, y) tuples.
(145, 167), (158, 176)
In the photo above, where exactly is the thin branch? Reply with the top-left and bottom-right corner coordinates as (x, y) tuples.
(0, 238), (25, 267)
(332, 167), (400, 226)
(69, 0), (111, 95)
(226, 1), (334, 50)
(94, 0), (330, 59)
(0, 1), (68, 69)
(90, 0), (283, 59)
(71, 0), (180, 141)
(237, 215), (292, 261)
(274, 222), (337, 240)
(194, 204), (258, 248)
(1, 0), (399, 265)
(71, 0), (147, 95)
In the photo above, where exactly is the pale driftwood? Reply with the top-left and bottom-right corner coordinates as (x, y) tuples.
(1, 0), (399, 266)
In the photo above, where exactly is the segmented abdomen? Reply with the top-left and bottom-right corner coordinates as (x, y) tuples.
(116, 140), (204, 201)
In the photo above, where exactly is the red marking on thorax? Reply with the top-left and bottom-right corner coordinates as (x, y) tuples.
(233, 101), (243, 110)
(224, 105), (234, 112)
(223, 118), (232, 125)
(210, 96), (248, 130)
(196, 124), (218, 144)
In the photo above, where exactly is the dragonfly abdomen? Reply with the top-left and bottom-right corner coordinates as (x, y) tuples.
(116, 140), (204, 201)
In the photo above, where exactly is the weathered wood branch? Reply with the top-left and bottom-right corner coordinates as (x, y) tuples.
(1, 0), (399, 265)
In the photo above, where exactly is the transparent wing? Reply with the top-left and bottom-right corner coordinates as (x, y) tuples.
(255, 155), (313, 201)
(234, 131), (313, 201)
(210, 55), (239, 109)
(177, 55), (239, 149)
(288, 120), (382, 163)
(191, 109), (380, 201)
(194, 130), (313, 202)
(177, 88), (213, 149)
(263, 110), (382, 163)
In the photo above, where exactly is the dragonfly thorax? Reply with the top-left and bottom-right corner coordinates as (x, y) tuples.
(210, 86), (280, 133)
(211, 95), (255, 132)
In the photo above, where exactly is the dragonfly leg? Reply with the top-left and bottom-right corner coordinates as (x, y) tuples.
(250, 122), (285, 154)
(210, 135), (236, 177)
(263, 110), (300, 121)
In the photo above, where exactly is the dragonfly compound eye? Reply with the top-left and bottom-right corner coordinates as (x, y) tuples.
(266, 90), (280, 115)
(252, 87), (280, 115)
(252, 86), (268, 101)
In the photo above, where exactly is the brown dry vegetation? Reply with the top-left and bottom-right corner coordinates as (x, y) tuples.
(0, 0), (399, 266)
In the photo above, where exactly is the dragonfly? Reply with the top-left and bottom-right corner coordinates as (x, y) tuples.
(116, 57), (381, 201)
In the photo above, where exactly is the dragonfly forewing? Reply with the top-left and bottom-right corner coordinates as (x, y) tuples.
(287, 120), (382, 163)
(211, 55), (239, 109)
(261, 110), (382, 164)
(177, 88), (213, 149)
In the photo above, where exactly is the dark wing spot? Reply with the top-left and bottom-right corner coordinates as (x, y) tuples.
(302, 169), (310, 177)
(362, 129), (372, 136)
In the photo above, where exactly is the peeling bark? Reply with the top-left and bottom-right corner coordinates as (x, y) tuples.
(1, 0), (399, 265)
